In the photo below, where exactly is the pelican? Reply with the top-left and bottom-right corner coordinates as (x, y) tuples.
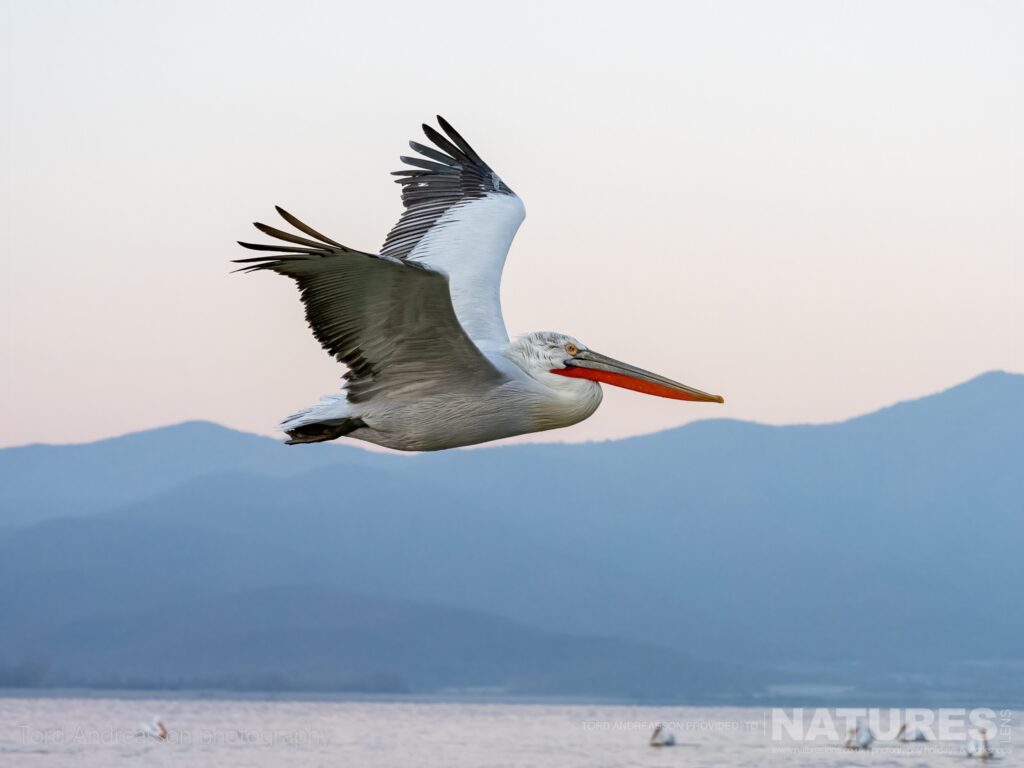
(649, 723), (676, 747)
(966, 728), (994, 759)
(139, 718), (168, 741)
(844, 722), (874, 750)
(237, 116), (724, 451)
(896, 722), (929, 742)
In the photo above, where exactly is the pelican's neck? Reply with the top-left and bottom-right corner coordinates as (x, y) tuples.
(500, 342), (603, 430)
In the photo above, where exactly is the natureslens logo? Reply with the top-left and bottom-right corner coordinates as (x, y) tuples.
(769, 707), (1011, 744)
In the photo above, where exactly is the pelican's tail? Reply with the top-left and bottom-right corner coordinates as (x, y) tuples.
(280, 395), (365, 445)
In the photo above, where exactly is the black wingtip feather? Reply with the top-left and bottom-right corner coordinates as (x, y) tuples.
(237, 241), (321, 254)
(233, 254), (304, 263)
(399, 156), (458, 174)
(435, 116), (482, 163)
(253, 222), (329, 250)
(408, 140), (459, 167)
(274, 206), (345, 249)
(421, 123), (469, 164)
(230, 251), (311, 275)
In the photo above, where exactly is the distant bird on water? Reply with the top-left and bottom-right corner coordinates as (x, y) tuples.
(966, 728), (994, 759)
(844, 722), (874, 750)
(139, 718), (168, 741)
(649, 723), (676, 747)
(236, 116), (724, 450)
(896, 722), (929, 742)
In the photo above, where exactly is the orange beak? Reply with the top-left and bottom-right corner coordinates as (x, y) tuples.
(552, 349), (724, 403)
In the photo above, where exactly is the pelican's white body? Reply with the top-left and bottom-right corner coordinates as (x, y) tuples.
(284, 332), (603, 451)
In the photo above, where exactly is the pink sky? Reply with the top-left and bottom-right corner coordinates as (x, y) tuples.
(3, 1), (1022, 449)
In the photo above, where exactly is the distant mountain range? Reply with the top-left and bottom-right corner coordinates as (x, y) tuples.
(1, 371), (1021, 703)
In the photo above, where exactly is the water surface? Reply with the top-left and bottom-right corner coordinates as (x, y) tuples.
(0, 696), (1005, 767)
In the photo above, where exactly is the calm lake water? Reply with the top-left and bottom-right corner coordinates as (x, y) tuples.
(0, 695), (1010, 767)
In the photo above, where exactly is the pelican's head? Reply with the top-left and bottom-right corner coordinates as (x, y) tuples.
(511, 331), (724, 403)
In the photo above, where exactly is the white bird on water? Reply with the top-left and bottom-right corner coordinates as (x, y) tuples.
(649, 723), (676, 747)
(896, 722), (929, 742)
(844, 722), (874, 750)
(237, 116), (724, 451)
(139, 718), (168, 741)
(966, 728), (994, 759)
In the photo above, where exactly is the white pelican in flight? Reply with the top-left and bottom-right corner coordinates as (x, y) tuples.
(237, 117), (724, 451)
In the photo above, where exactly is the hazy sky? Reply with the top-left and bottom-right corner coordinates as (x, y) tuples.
(3, 0), (1021, 449)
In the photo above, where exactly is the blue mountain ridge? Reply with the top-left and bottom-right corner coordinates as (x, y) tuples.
(1, 371), (1020, 702)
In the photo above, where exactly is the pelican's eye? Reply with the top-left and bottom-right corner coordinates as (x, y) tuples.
(564, 343), (578, 356)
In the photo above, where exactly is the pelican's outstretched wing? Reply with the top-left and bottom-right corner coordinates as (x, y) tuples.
(236, 208), (506, 403)
(385, 116), (525, 349)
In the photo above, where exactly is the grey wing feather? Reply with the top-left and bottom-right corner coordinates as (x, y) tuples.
(236, 208), (507, 402)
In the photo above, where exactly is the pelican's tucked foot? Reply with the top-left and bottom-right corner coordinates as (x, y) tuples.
(284, 417), (366, 445)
